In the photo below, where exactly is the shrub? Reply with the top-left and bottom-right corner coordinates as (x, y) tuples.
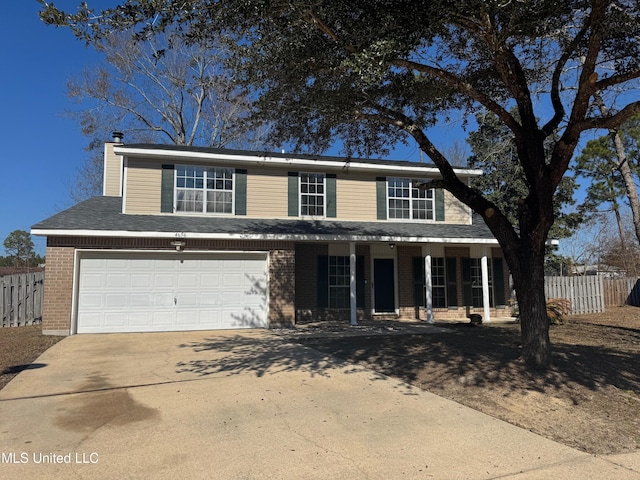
(512, 297), (572, 325)
(545, 298), (572, 325)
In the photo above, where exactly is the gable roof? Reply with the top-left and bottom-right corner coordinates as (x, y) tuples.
(32, 196), (498, 244)
(114, 144), (483, 177)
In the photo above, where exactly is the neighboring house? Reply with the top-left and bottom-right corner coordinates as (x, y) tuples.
(569, 265), (628, 277)
(32, 138), (509, 335)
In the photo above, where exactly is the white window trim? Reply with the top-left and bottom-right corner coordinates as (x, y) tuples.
(174, 165), (235, 215)
(299, 172), (326, 219)
(386, 177), (436, 222)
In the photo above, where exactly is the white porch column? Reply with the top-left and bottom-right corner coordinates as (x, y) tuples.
(481, 249), (491, 323)
(349, 242), (357, 326)
(423, 245), (433, 324)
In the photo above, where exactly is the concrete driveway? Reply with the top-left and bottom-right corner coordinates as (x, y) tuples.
(0, 329), (639, 479)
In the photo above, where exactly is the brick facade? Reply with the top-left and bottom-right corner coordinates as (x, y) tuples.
(269, 249), (296, 327)
(42, 236), (509, 334)
(397, 245), (422, 320)
(294, 243), (373, 324)
(43, 237), (296, 334)
(397, 245), (512, 322)
(42, 246), (75, 335)
(294, 243), (326, 311)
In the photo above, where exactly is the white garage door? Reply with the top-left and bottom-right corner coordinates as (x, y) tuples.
(76, 252), (268, 333)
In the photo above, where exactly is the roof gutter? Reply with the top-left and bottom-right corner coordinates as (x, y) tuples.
(31, 228), (499, 245)
(113, 146), (483, 177)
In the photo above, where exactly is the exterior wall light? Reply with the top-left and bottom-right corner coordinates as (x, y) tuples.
(170, 240), (186, 251)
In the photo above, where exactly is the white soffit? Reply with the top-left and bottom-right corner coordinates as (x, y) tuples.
(113, 146), (483, 177)
(30, 228), (500, 244)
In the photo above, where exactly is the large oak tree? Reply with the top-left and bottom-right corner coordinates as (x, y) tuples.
(39, 0), (640, 370)
(467, 111), (582, 241)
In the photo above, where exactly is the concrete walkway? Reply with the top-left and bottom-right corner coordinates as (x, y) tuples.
(0, 329), (639, 479)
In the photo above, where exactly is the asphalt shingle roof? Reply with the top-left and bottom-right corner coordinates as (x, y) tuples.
(116, 144), (444, 170)
(32, 196), (497, 243)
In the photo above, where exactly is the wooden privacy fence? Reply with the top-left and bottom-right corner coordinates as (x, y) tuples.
(544, 275), (640, 315)
(602, 277), (640, 307)
(0, 272), (44, 327)
(545, 275), (604, 315)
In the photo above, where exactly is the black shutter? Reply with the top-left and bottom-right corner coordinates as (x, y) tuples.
(462, 258), (472, 307)
(376, 177), (387, 220)
(446, 258), (458, 307)
(234, 169), (247, 216)
(288, 172), (299, 217)
(317, 255), (329, 308)
(326, 174), (337, 218)
(161, 164), (175, 213)
(356, 255), (365, 308)
(435, 188), (445, 221)
(412, 257), (425, 307)
(493, 258), (506, 306)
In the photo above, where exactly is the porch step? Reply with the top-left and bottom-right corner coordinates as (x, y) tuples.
(372, 313), (400, 321)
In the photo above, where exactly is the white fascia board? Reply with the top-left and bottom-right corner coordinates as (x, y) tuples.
(102, 148), (108, 196)
(31, 228), (498, 244)
(113, 146), (483, 177)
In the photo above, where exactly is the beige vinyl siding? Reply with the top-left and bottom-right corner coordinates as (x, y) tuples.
(336, 174), (472, 224)
(119, 156), (474, 223)
(103, 143), (123, 197)
(246, 169), (289, 218)
(124, 158), (162, 214)
(444, 191), (471, 225)
(336, 173), (378, 221)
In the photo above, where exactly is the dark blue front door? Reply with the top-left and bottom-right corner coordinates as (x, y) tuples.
(374, 258), (395, 312)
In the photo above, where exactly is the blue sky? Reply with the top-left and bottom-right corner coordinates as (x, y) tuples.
(0, 1), (466, 256)
(0, 2), (606, 259)
(0, 2), (112, 254)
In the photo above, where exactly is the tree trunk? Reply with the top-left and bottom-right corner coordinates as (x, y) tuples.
(593, 91), (640, 248)
(612, 201), (626, 249)
(511, 248), (551, 370)
(413, 120), (554, 371)
(611, 202), (634, 275)
(611, 131), (640, 247)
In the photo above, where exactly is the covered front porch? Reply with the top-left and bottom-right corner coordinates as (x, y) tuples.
(294, 241), (510, 326)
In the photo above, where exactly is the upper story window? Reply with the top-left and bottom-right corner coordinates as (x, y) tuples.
(300, 173), (325, 217)
(175, 165), (234, 214)
(387, 178), (434, 220)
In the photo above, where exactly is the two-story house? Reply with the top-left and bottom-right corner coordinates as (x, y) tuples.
(32, 137), (509, 335)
